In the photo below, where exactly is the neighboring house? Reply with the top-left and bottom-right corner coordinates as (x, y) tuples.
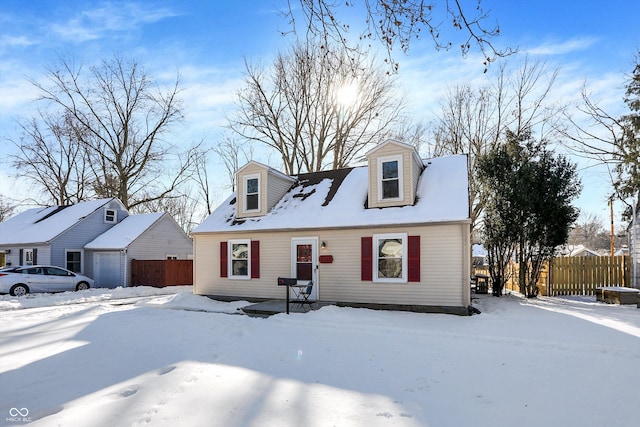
(559, 245), (601, 257)
(85, 212), (193, 287)
(0, 199), (192, 288)
(472, 243), (488, 268)
(191, 139), (472, 314)
(0, 198), (128, 273)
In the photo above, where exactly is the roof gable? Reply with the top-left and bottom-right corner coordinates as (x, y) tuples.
(366, 139), (422, 165)
(237, 160), (296, 183)
(193, 154), (470, 233)
(0, 198), (123, 245)
(84, 212), (164, 250)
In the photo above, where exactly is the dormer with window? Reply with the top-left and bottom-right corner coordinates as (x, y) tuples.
(104, 208), (118, 224)
(236, 161), (296, 218)
(366, 140), (424, 209)
(103, 198), (128, 225)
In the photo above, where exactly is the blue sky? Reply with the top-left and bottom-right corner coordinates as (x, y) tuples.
(1, 0), (639, 226)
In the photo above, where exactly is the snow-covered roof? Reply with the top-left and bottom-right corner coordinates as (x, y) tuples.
(237, 160), (296, 183)
(0, 198), (116, 245)
(85, 212), (164, 250)
(560, 244), (601, 257)
(193, 154), (470, 234)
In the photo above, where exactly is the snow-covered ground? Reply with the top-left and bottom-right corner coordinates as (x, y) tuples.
(1, 286), (639, 427)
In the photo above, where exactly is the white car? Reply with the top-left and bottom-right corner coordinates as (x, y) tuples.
(0, 265), (94, 296)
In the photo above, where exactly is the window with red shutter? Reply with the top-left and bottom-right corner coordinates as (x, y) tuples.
(408, 235), (420, 282)
(361, 236), (373, 281)
(220, 241), (228, 278)
(251, 240), (260, 278)
(372, 233), (408, 282)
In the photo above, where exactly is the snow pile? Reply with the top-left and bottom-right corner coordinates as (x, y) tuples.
(0, 286), (194, 311)
(1, 288), (639, 426)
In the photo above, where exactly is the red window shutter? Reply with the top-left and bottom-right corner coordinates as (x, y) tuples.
(251, 240), (260, 278)
(408, 235), (421, 282)
(220, 241), (228, 278)
(361, 236), (373, 281)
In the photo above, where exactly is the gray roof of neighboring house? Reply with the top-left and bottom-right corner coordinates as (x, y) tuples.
(0, 198), (116, 245)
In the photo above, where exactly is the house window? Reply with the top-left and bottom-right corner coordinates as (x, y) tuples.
(24, 249), (34, 266)
(104, 208), (117, 223)
(66, 250), (83, 273)
(244, 175), (260, 212)
(220, 240), (260, 279)
(378, 155), (403, 201)
(373, 233), (407, 282)
(229, 239), (250, 279)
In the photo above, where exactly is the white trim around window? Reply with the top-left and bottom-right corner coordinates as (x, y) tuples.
(243, 174), (261, 213)
(24, 248), (34, 266)
(228, 239), (251, 280)
(104, 208), (117, 223)
(377, 154), (404, 202)
(373, 233), (407, 283)
(65, 249), (84, 273)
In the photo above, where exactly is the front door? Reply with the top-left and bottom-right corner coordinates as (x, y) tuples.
(291, 238), (318, 300)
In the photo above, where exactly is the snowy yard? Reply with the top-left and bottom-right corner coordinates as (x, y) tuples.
(1, 287), (639, 427)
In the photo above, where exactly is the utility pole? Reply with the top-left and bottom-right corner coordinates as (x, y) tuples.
(610, 198), (615, 256)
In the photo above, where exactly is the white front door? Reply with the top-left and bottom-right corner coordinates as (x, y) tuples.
(94, 252), (121, 288)
(291, 238), (318, 301)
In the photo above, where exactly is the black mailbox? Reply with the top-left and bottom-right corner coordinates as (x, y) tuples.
(278, 277), (297, 286)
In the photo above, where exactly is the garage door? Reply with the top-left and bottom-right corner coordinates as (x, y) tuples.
(94, 252), (122, 288)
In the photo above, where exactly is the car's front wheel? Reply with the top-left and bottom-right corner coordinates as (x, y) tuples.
(76, 281), (90, 291)
(10, 284), (29, 296)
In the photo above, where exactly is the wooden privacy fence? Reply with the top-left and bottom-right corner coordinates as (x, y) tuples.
(549, 256), (630, 296)
(131, 259), (193, 287)
(476, 255), (631, 296)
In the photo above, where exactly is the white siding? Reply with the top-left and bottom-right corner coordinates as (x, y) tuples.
(3, 245), (51, 267)
(127, 216), (192, 261)
(194, 222), (470, 309)
(367, 142), (422, 209)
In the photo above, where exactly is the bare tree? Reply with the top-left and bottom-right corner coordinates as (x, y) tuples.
(28, 55), (193, 211)
(212, 135), (255, 193)
(566, 212), (624, 251)
(229, 41), (404, 174)
(283, 0), (515, 73)
(561, 53), (640, 216)
(11, 112), (91, 205)
(431, 58), (562, 231)
(141, 191), (201, 233)
(0, 196), (16, 222)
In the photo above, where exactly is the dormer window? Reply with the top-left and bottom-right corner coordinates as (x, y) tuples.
(235, 160), (296, 218)
(104, 208), (117, 224)
(378, 155), (403, 202)
(244, 174), (260, 212)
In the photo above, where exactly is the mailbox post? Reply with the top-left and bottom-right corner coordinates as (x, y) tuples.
(278, 277), (297, 314)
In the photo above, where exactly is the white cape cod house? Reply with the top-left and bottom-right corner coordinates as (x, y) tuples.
(191, 140), (472, 314)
